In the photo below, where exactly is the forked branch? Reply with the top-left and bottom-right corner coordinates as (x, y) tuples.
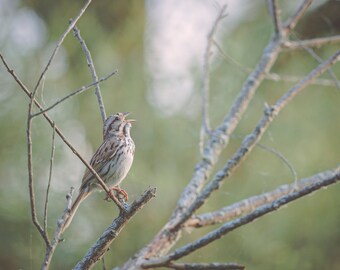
(142, 166), (340, 268)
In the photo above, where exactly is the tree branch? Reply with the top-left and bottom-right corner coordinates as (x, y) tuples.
(282, 35), (340, 49)
(119, 4), (321, 269)
(166, 262), (244, 270)
(185, 167), (338, 228)
(213, 39), (340, 87)
(74, 187), (156, 270)
(174, 21), (282, 223)
(43, 123), (56, 236)
(200, 5), (227, 145)
(31, 70), (117, 118)
(170, 50), (340, 232)
(142, 166), (340, 268)
(72, 23), (108, 123)
(267, 0), (282, 37)
(41, 188), (75, 270)
(34, 0), (92, 92)
(0, 54), (125, 211)
(283, 0), (312, 34)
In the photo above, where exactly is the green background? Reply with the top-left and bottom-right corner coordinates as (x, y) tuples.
(0, 1), (339, 269)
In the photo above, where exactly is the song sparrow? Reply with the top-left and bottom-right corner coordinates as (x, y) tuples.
(62, 112), (135, 232)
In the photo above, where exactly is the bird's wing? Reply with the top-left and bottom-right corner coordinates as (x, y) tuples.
(81, 137), (120, 185)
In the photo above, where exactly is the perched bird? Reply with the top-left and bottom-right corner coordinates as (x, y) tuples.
(62, 112), (135, 232)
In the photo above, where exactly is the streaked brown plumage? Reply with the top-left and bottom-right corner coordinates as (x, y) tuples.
(62, 112), (135, 232)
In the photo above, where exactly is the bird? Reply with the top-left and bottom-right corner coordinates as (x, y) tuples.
(61, 112), (135, 232)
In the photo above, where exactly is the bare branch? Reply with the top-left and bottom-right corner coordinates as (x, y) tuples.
(291, 36), (340, 90)
(32, 70), (117, 118)
(34, 0), (92, 92)
(257, 143), (298, 182)
(74, 187), (156, 270)
(267, 0), (282, 37)
(265, 72), (340, 87)
(41, 188), (75, 270)
(166, 262), (244, 270)
(72, 23), (107, 122)
(214, 39), (339, 88)
(170, 50), (340, 232)
(283, 0), (312, 34)
(142, 166), (340, 268)
(186, 167), (337, 228)
(27, 55), (50, 246)
(120, 5), (317, 268)
(201, 5), (227, 143)
(43, 123), (56, 235)
(282, 35), (340, 49)
(175, 27), (282, 221)
(0, 54), (125, 211)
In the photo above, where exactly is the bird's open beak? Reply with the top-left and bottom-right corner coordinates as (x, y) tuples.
(123, 112), (136, 123)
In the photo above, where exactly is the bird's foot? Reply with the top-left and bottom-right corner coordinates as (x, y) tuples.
(104, 186), (128, 202)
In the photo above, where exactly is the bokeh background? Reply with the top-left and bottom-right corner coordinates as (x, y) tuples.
(1, 0), (340, 269)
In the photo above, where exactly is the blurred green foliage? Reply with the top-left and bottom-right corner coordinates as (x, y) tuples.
(0, 1), (339, 269)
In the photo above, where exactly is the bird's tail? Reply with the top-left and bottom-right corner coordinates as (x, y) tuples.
(61, 190), (91, 233)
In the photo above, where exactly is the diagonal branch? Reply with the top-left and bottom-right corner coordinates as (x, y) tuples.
(0, 53), (124, 211)
(120, 5), (318, 269)
(170, 50), (340, 232)
(213, 39), (340, 88)
(293, 37), (340, 90)
(32, 70), (117, 118)
(174, 26), (282, 222)
(72, 23), (107, 123)
(186, 167), (337, 228)
(34, 0), (92, 92)
(74, 188), (156, 270)
(283, 0), (312, 34)
(142, 166), (340, 268)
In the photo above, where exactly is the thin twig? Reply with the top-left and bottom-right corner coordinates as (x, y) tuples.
(72, 23), (107, 123)
(34, 0), (92, 92)
(43, 123), (56, 236)
(74, 188), (157, 270)
(166, 262), (245, 270)
(267, 0), (282, 37)
(265, 73), (339, 87)
(201, 5), (227, 145)
(231, 134), (298, 183)
(27, 55), (50, 246)
(283, 0), (312, 34)
(214, 39), (340, 87)
(41, 188), (75, 270)
(101, 257), (107, 270)
(293, 35), (340, 90)
(257, 142), (298, 182)
(32, 70), (117, 118)
(170, 50), (340, 232)
(282, 35), (340, 49)
(0, 53), (125, 211)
